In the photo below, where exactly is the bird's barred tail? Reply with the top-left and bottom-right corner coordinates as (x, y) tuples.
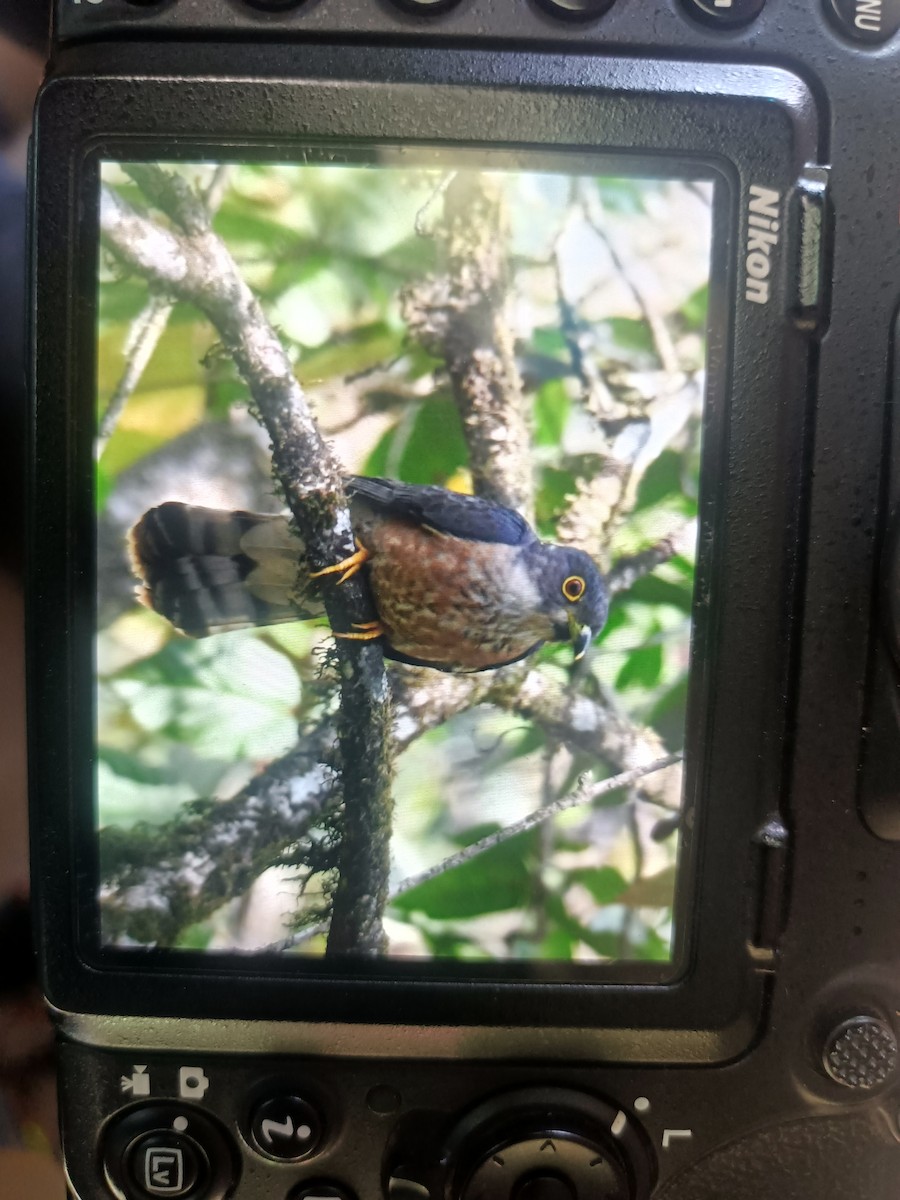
(128, 502), (322, 637)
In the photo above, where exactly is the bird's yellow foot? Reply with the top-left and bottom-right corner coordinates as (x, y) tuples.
(334, 620), (385, 641)
(310, 539), (370, 585)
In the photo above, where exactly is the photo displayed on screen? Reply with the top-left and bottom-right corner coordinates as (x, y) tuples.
(95, 156), (713, 971)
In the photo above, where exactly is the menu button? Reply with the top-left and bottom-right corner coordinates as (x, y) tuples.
(825, 0), (900, 42)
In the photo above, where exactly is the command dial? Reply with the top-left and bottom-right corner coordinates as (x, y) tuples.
(444, 1088), (655, 1200)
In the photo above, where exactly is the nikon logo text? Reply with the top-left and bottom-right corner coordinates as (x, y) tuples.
(745, 186), (781, 306)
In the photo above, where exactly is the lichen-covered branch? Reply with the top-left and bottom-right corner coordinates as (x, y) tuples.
(100, 169), (394, 955)
(99, 731), (335, 945)
(402, 172), (532, 518)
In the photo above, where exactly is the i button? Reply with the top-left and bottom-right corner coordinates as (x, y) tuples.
(249, 1095), (323, 1161)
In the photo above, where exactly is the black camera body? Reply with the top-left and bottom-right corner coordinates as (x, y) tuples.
(28, 1), (900, 1198)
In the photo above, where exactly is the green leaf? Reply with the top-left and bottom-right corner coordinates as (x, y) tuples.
(648, 676), (689, 738)
(96, 462), (113, 514)
(618, 867), (678, 909)
(212, 206), (308, 251)
(98, 746), (171, 786)
(175, 921), (216, 951)
(594, 178), (649, 215)
(96, 761), (197, 829)
(531, 327), (569, 357)
(615, 642), (663, 691)
(577, 928), (623, 959)
(494, 725), (547, 766)
(606, 317), (654, 356)
(296, 322), (403, 385)
(363, 397), (469, 485)
(633, 926), (673, 962)
(398, 398), (469, 486)
(391, 830), (538, 919)
(680, 283), (709, 331)
(417, 928), (476, 957)
(634, 449), (684, 511)
(112, 635), (302, 762)
(533, 379), (570, 447)
(543, 892), (621, 959)
(626, 574), (694, 613)
(596, 600), (629, 642)
(535, 467), (576, 534)
(569, 866), (628, 904)
(538, 928), (575, 959)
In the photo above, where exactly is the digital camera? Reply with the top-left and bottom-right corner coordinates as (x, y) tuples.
(28, 1), (900, 1197)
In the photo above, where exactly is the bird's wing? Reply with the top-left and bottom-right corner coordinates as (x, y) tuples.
(346, 476), (535, 546)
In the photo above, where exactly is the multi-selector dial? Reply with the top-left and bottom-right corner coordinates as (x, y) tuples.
(390, 1087), (655, 1200)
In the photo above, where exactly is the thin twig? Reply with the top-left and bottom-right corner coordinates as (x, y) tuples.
(271, 752), (680, 950)
(396, 757), (680, 898)
(578, 182), (682, 378)
(607, 523), (696, 596)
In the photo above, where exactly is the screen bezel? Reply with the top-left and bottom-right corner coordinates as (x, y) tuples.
(29, 50), (818, 1059)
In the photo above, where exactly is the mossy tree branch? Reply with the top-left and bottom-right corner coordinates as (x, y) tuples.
(402, 173), (533, 518)
(101, 167), (393, 955)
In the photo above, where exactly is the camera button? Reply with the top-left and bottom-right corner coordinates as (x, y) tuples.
(126, 1131), (206, 1198)
(388, 1176), (431, 1200)
(531, 0), (616, 21)
(289, 1185), (356, 1200)
(248, 1095), (323, 1161)
(512, 1174), (577, 1200)
(242, 0), (308, 10)
(386, 0), (465, 14)
(825, 0), (900, 42)
(680, 0), (765, 28)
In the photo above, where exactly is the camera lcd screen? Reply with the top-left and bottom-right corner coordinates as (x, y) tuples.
(94, 154), (715, 980)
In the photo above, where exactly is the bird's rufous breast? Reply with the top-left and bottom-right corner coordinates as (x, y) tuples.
(358, 516), (552, 670)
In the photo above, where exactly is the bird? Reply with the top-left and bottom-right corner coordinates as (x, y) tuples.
(128, 476), (609, 673)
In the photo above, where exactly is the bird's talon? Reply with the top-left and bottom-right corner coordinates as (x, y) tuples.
(310, 539), (370, 585)
(334, 621), (385, 642)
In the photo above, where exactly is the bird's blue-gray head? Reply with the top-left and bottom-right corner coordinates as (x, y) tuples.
(525, 542), (609, 660)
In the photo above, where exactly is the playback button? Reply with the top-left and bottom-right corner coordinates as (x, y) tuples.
(249, 1095), (324, 1161)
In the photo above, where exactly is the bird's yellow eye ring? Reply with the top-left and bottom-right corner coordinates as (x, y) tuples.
(562, 575), (586, 603)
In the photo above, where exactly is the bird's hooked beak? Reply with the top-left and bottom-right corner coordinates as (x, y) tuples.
(567, 611), (593, 662)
